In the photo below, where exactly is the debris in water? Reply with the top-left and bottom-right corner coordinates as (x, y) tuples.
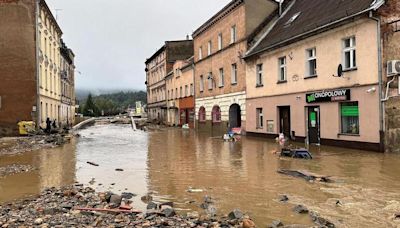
(86, 161), (99, 167)
(293, 204), (309, 214)
(278, 194), (289, 202)
(277, 169), (333, 183)
(115, 168), (124, 171)
(187, 187), (204, 193)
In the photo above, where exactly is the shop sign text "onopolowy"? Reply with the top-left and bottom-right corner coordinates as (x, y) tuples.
(306, 89), (351, 103)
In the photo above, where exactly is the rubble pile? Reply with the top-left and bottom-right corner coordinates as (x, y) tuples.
(0, 134), (72, 156)
(0, 164), (36, 177)
(0, 185), (256, 227)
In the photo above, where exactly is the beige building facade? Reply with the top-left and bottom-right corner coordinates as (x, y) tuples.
(193, 0), (278, 134)
(244, 0), (388, 151)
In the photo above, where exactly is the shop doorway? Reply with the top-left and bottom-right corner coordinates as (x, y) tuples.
(307, 106), (320, 144)
(229, 104), (241, 129)
(279, 106), (291, 137)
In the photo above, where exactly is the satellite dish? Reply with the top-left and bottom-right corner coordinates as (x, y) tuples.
(337, 64), (343, 77)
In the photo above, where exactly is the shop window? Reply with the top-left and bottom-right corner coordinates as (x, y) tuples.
(341, 102), (359, 134)
(256, 108), (263, 129)
(343, 36), (356, 70)
(306, 48), (317, 77)
(212, 105), (221, 123)
(199, 106), (206, 122)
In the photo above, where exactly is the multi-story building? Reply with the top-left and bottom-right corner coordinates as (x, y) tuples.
(0, 0), (75, 135)
(244, 0), (394, 152)
(145, 40), (193, 123)
(166, 57), (195, 128)
(193, 0), (278, 134)
(60, 40), (76, 127)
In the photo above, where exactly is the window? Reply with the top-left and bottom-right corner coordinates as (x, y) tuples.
(180, 86), (183, 98)
(218, 33), (223, 50)
(199, 106), (206, 122)
(231, 25), (237, 44)
(190, 83), (194, 96)
(231, 63), (237, 84)
(306, 48), (317, 76)
(212, 106), (221, 123)
(278, 57), (287, 81)
(208, 73), (213, 90)
(341, 102), (359, 134)
(343, 37), (356, 70)
(208, 41), (212, 56)
(199, 46), (203, 60)
(200, 75), (204, 92)
(185, 85), (188, 97)
(167, 90), (170, 100)
(256, 108), (263, 129)
(256, 64), (263, 86)
(219, 68), (224, 87)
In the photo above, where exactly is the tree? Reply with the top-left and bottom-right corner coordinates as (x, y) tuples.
(83, 94), (100, 116)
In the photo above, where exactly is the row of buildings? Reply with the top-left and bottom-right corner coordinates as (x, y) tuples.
(0, 0), (76, 136)
(146, 0), (400, 152)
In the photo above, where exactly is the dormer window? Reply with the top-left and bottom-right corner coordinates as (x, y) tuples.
(285, 12), (301, 27)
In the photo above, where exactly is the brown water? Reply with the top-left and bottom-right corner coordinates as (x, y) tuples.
(1, 124), (400, 227)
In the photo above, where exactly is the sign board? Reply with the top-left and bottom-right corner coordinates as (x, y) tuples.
(306, 89), (350, 103)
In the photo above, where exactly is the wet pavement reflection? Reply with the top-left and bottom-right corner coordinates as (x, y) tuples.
(1, 124), (400, 227)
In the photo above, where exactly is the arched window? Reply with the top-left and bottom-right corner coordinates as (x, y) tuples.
(199, 106), (206, 122)
(212, 105), (221, 123)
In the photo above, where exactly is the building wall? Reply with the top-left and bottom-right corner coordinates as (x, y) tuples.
(379, 0), (400, 152)
(246, 18), (379, 99)
(246, 85), (380, 144)
(0, 0), (37, 136)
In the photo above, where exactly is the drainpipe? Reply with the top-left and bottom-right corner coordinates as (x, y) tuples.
(369, 11), (385, 151)
(192, 61), (196, 129)
(35, 0), (41, 128)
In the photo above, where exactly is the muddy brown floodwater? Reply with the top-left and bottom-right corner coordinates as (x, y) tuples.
(1, 124), (400, 227)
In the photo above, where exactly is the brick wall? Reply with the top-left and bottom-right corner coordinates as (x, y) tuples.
(0, 0), (37, 136)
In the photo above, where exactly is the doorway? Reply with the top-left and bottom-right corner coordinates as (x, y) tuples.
(307, 106), (320, 144)
(229, 104), (241, 129)
(279, 106), (291, 137)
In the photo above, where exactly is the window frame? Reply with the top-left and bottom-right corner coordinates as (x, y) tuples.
(199, 46), (203, 60)
(208, 72), (213, 90)
(278, 56), (287, 82)
(256, 64), (263, 87)
(199, 75), (204, 92)
(231, 25), (237, 44)
(306, 48), (317, 77)
(218, 33), (223, 50)
(207, 41), (212, 56)
(340, 101), (360, 135)
(256, 108), (264, 129)
(219, 68), (224, 88)
(231, 63), (238, 85)
(342, 36), (357, 70)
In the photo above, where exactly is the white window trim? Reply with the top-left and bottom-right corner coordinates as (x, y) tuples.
(207, 41), (212, 56)
(342, 36), (356, 70)
(231, 25), (237, 44)
(219, 68), (224, 87)
(257, 108), (263, 129)
(231, 63), (238, 84)
(306, 48), (317, 77)
(218, 33), (223, 50)
(278, 57), (287, 81)
(256, 64), (263, 86)
(199, 46), (203, 60)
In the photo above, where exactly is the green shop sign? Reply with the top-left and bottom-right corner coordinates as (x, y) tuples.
(306, 89), (351, 103)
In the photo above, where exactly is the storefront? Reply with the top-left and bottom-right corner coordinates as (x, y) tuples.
(178, 96), (195, 128)
(246, 85), (381, 151)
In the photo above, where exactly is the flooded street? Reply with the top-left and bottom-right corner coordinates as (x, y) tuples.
(1, 124), (400, 227)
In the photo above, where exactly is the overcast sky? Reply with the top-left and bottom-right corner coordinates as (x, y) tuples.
(46, 0), (231, 91)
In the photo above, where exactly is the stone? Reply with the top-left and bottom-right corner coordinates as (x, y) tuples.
(34, 218), (43, 225)
(279, 195), (289, 202)
(310, 211), (335, 228)
(146, 202), (159, 210)
(293, 205), (309, 214)
(242, 218), (256, 228)
(160, 201), (174, 208)
(121, 192), (136, 199)
(162, 207), (176, 217)
(109, 194), (122, 206)
(187, 211), (199, 219)
(268, 220), (284, 228)
(228, 209), (243, 220)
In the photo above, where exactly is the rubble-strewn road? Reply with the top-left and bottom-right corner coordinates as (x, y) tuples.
(0, 185), (256, 228)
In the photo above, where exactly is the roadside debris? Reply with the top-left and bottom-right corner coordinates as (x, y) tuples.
(187, 187), (204, 193)
(280, 148), (313, 159)
(278, 194), (289, 202)
(0, 164), (36, 177)
(277, 169), (333, 183)
(115, 168), (124, 171)
(86, 161), (99, 167)
(293, 204), (309, 214)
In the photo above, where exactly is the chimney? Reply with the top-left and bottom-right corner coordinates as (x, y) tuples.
(186, 34), (190, 40)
